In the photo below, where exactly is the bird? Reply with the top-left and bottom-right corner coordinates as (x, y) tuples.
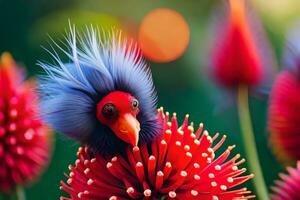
(38, 26), (161, 155)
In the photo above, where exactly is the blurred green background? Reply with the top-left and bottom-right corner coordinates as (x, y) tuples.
(0, 0), (300, 199)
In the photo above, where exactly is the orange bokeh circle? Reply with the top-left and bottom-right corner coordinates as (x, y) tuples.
(138, 8), (190, 63)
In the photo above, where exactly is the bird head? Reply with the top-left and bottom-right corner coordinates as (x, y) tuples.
(39, 26), (161, 155)
(96, 91), (140, 146)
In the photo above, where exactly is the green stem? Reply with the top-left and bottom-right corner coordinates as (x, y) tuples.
(237, 85), (269, 200)
(15, 186), (25, 200)
(2, 186), (26, 200)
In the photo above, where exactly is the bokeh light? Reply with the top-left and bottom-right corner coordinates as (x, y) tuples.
(138, 8), (190, 63)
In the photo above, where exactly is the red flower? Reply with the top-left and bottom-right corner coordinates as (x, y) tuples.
(210, 0), (265, 88)
(268, 21), (300, 163)
(0, 53), (52, 192)
(271, 161), (300, 200)
(268, 71), (300, 163)
(60, 109), (254, 199)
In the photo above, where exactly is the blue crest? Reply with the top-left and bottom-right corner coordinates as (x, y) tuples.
(39, 25), (160, 154)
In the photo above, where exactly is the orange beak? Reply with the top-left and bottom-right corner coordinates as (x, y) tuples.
(111, 113), (140, 146)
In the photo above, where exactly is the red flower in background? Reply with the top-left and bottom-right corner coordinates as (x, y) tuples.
(210, 0), (267, 88)
(60, 109), (254, 200)
(268, 22), (300, 163)
(271, 161), (300, 200)
(0, 53), (52, 192)
(268, 71), (300, 163)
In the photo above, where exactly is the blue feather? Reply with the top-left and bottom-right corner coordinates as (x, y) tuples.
(39, 25), (160, 154)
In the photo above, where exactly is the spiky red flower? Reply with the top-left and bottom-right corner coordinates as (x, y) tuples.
(60, 109), (254, 200)
(210, 0), (264, 88)
(268, 22), (300, 163)
(271, 161), (300, 200)
(0, 53), (52, 192)
(268, 71), (300, 163)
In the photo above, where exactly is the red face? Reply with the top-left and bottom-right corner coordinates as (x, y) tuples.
(96, 91), (140, 146)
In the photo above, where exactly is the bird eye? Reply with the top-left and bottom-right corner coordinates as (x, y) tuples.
(102, 103), (117, 119)
(131, 99), (139, 111)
